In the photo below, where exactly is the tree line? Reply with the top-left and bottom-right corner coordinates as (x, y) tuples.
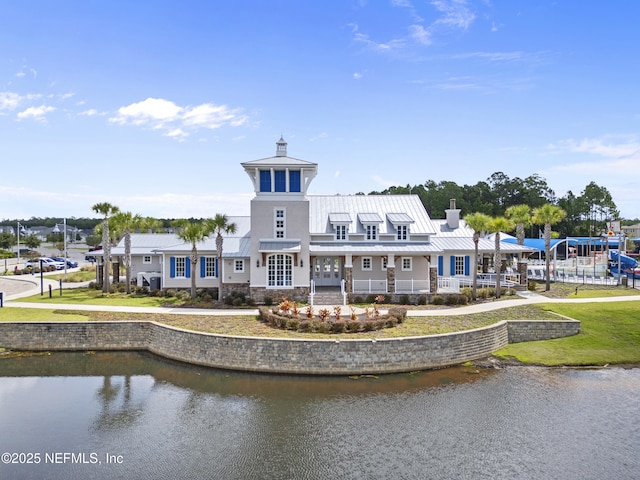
(365, 171), (629, 237)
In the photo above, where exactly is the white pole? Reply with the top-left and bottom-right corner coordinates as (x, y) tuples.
(16, 222), (21, 266)
(64, 218), (68, 276)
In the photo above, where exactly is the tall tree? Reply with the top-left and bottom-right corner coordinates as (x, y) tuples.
(505, 204), (532, 245)
(578, 182), (619, 236)
(92, 202), (120, 293)
(488, 216), (513, 299)
(464, 212), (492, 301)
(111, 211), (144, 294)
(172, 219), (214, 299)
(209, 213), (237, 301)
(532, 204), (567, 292)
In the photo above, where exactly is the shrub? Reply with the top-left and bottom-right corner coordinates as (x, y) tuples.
(417, 295), (427, 305)
(399, 295), (410, 305)
(286, 318), (300, 330)
(363, 320), (376, 331)
(202, 293), (213, 303)
(298, 320), (311, 332)
(352, 296), (364, 304)
(264, 296), (273, 306)
(365, 294), (377, 304)
(460, 287), (473, 303)
(165, 289), (176, 298)
(431, 295), (444, 305)
(330, 320), (346, 333)
(346, 320), (361, 332)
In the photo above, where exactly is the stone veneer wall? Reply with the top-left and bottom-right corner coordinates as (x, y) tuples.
(0, 318), (580, 375)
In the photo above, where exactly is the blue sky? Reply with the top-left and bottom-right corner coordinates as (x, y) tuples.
(2, 0), (639, 221)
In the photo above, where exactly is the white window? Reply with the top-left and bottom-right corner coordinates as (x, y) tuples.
(362, 257), (372, 271)
(381, 257), (387, 270)
(143, 255), (152, 264)
(275, 209), (285, 239)
(366, 224), (378, 240)
(335, 224), (347, 240)
(268, 254), (292, 287)
(234, 259), (244, 273)
(454, 256), (465, 275)
(175, 257), (186, 277)
(401, 257), (412, 271)
(204, 257), (216, 277)
(397, 225), (408, 240)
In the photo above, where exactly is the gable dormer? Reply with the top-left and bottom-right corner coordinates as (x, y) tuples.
(241, 137), (318, 198)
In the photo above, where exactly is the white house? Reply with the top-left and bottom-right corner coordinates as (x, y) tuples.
(107, 138), (535, 303)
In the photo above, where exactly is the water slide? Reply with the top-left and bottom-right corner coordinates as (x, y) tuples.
(609, 251), (639, 274)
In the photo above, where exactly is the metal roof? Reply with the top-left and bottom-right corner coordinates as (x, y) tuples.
(259, 241), (301, 252)
(386, 213), (414, 224)
(241, 156), (317, 167)
(310, 243), (441, 254)
(309, 195), (438, 235)
(328, 212), (352, 223)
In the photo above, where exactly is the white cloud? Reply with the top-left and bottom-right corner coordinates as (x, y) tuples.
(17, 105), (56, 122)
(353, 72), (363, 80)
(409, 24), (431, 45)
(78, 108), (99, 116)
(109, 97), (248, 139)
(0, 92), (21, 111)
(431, 0), (476, 30)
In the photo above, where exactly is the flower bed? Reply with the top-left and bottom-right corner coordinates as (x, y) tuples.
(258, 302), (407, 334)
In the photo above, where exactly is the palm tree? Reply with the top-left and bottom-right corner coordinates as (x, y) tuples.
(464, 212), (492, 301)
(488, 216), (513, 299)
(111, 211), (144, 294)
(532, 204), (567, 291)
(92, 202), (120, 293)
(172, 219), (214, 299)
(209, 213), (237, 301)
(505, 204), (531, 245)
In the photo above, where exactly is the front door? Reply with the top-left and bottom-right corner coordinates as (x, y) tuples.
(313, 257), (342, 286)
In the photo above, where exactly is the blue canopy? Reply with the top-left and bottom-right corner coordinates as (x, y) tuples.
(502, 238), (563, 251)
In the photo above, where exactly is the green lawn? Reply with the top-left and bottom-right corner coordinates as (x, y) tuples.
(495, 302), (640, 366)
(12, 288), (183, 307)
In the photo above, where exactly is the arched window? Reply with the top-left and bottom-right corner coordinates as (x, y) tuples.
(267, 254), (293, 287)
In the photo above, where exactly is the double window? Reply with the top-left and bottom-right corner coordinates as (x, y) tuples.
(362, 257), (372, 271)
(365, 224), (377, 241)
(397, 225), (408, 240)
(335, 224), (347, 240)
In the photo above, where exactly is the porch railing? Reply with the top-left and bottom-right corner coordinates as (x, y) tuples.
(394, 279), (429, 293)
(352, 279), (388, 294)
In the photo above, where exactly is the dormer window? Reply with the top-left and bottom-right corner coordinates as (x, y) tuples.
(397, 225), (408, 240)
(335, 224), (347, 240)
(387, 213), (414, 241)
(329, 213), (352, 241)
(366, 224), (377, 240)
(358, 213), (383, 242)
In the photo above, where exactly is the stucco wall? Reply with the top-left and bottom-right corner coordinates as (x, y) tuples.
(0, 317), (579, 375)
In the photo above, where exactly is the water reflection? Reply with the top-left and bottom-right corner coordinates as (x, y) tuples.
(1, 352), (638, 480)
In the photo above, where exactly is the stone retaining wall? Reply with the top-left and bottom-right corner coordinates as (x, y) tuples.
(0, 318), (580, 375)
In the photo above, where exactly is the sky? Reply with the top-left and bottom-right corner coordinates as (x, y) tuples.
(1, 0), (639, 223)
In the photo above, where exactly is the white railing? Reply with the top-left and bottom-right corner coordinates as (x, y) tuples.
(395, 279), (429, 293)
(310, 279), (316, 306)
(341, 279), (347, 305)
(438, 277), (460, 293)
(352, 279), (388, 293)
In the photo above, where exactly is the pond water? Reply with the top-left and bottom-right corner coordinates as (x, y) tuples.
(1, 352), (638, 480)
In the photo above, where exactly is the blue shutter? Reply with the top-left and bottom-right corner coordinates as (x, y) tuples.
(450, 256), (455, 276)
(274, 170), (286, 192)
(437, 256), (443, 276)
(170, 257), (176, 278)
(185, 258), (191, 278)
(200, 257), (206, 277)
(464, 256), (470, 276)
(289, 170), (301, 192)
(260, 170), (271, 192)
(215, 258), (219, 278)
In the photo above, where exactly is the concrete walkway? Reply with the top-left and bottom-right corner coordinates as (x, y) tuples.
(1, 275), (639, 317)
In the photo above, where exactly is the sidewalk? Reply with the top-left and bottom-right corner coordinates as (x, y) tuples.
(1, 276), (639, 317)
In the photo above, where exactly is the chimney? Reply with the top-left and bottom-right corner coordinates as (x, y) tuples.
(446, 198), (460, 229)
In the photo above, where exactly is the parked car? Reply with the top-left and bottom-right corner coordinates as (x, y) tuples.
(24, 257), (66, 270)
(51, 256), (79, 268)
